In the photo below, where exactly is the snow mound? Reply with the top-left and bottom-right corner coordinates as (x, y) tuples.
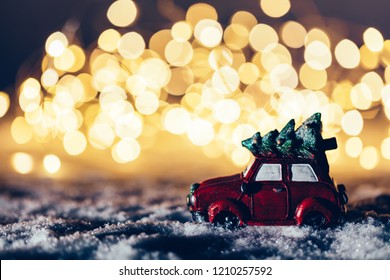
(0, 177), (389, 259)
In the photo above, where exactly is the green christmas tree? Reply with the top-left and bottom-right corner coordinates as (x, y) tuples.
(295, 112), (323, 158)
(241, 113), (337, 172)
(275, 119), (301, 157)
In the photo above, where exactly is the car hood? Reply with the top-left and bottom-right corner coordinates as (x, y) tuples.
(199, 173), (242, 188)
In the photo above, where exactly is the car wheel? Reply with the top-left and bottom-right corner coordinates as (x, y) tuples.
(302, 211), (327, 228)
(213, 211), (239, 230)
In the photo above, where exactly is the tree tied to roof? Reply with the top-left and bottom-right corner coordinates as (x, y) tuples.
(242, 113), (337, 174)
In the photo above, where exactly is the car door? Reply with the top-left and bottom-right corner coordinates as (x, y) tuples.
(251, 163), (288, 221)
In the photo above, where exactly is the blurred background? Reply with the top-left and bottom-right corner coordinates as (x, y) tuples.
(0, 0), (390, 185)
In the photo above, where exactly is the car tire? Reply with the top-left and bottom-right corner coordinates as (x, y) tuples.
(302, 211), (327, 228)
(213, 211), (239, 230)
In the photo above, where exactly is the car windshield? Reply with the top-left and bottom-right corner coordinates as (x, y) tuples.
(242, 158), (255, 178)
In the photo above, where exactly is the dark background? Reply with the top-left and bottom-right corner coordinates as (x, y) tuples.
(1, 0), (390, 92)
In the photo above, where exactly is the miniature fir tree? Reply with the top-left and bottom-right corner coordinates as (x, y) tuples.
(259, 130), (279, 157)
(275, 119), (301, 157)
(295, 112), (323, 158)
(241, 112), (337, 174)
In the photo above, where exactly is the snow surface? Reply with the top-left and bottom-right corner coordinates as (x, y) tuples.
(0, 176), (389, 260)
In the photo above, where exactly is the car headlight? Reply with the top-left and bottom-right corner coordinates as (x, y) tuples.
(187, 194), (196, 207)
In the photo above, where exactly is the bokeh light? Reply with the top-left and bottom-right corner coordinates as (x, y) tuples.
(260, 0), (291, 18)
(107, 0), (138, 27)
(359, 146), (380, 170)
(363, 27), (384, 52)
(335, 39), (360, 69)
(45, 32), (68, 57)
(0, 91), (10, 118)
(43, 154), (61, 174)
(5, 1), (390, 174)
(342, 110), (363, 136)
(12, 153), (34, 174)
(345, 137), (363, 158)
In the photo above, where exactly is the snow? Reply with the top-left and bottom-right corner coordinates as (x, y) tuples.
(0, 176), (389, 259)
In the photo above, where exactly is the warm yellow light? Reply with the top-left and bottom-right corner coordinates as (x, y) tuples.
(381, 137), (390, 159)
(19, 92), (41, 113)
(361, 72), (383, 102)
(381, 85), (390, 107)
(281, 21), (306, 48)
(231, 11), (258, 30)
(385, 66), (390, 84)
(299, 63), (327, 90)
(359, 146), (379, 170)
(137, 58), (171, 89)
(223, 24), (250, 50)
(260, 43), (292, 72)
(208, 46), (233, 70)
(21, 78), (41, 99)
(78, 73), (98, 102)
(194, 19), (223, 48)
(135, 91), (159, 115)
(171, 21), (193, 41)
(126, 75), (147, 96)
(363, 27), (384, 52)
(43, 154), (61, 174)
(163, 107), (191, 135)
(350, 83), (372, 110)
(165, 39), (193, 66)
(342, 110), (363, 136)
(99, 85), (127, 112)
(305, 28), (331, 48)
(360, 45), (380, 70)
(231, 147), (251, 167)
(260, 0), (290, 18)
(63, 130), (87, 156)
(88, 123), (116, 150)
(107, 0), (137, 27)
(269, 64), (298, 90)
(98, 29), (121, 52)
(165, 66), (194, 96)
(41, 69), (59, 87)
(112, 139), (141, 163)
(186, 3), (218, 27)
(11, 117), (33, 144)
(190, 48), (212, 78)
(118, 32), (145, 59)
(304, 41), (332, 70)
(187, 118), (214, 146)
(67, 45), (86, 72)
(12, 153), (34, 174)
(335, 39), (360, 69)
(321, 103), (343, 135)
(345, 137), (363, 158)
(57, 110), (80, 133)
(212, 66), (240, 95)
(332, 81), (354, 110)
(238, 63), (260, 85)
(213, 99), (241, 124)
(249, 24), (278, 52)
(45, 32), (68, 57)
(52, 87), (75, 114)
(0, 91), (10, 118)
(54, 48), (75, 71)
(149, 29), (173, 58)
(115, 112), (143, 140)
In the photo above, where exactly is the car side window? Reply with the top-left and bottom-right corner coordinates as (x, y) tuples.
(291, 164), (318, 182)
(255, 163), (282, 181)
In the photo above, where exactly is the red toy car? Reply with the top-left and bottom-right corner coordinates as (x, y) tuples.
(187, 113), (348, 228)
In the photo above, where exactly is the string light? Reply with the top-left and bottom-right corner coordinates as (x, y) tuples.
(7, 1), (390, 172)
